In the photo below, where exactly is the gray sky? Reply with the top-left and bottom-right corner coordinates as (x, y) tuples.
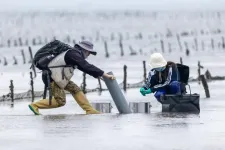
(0, 0), (225, 11)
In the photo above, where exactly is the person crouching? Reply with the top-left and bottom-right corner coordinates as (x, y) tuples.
(140, 53), (181, 103)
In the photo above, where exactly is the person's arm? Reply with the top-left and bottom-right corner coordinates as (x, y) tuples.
(142, 70), (155, 90)
(150, 66), (175, 92)
(65, 50), (114, 79)
(77, 60), (104, 78)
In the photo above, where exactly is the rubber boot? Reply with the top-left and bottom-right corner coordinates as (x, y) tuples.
(28, 98), (59, 115)
(73, 91), (101, 114)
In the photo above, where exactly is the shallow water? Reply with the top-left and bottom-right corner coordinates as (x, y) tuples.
(0, 82), (225, 150)
(0, 105), (225, 150)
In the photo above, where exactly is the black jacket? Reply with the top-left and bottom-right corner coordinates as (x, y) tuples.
(41, 41), (104, 85)
(64, 49), (104, 78)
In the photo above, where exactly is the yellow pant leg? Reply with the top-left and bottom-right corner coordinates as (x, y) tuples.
(64, 81), (101, 114)
(28, 82), (66, 115)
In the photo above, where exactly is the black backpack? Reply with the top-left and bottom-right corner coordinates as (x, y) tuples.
(176, 63), (190, 94)
(33, 40), (73, 70)
(176, 63), (189, 85)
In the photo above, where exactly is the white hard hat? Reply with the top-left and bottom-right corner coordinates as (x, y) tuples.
(149, 53), (167, 69)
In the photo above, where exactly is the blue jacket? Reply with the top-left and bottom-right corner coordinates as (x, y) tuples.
(142, 62), (179, 92)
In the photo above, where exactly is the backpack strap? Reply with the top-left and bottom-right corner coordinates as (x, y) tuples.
(42, 70), (53, 105)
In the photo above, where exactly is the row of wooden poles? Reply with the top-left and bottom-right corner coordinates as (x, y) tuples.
(4, 60), (212, 107)
(1, 36), (225, 67)
(104, 36), (225, 58)
(0, 46), (34, 67)
(0, 29), (223, 48)
(0, 32), (142, 48)
(7, 72), (34, 107)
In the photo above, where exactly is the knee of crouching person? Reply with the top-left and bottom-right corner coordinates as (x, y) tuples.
(56, 97), (66, 107)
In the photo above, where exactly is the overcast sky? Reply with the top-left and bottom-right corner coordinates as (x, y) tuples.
(0, 0), (225, 12)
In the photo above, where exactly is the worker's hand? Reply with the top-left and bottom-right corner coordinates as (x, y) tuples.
(140, 88), (152, 96)
(145, 88), (152, 94)
(140, 87), (146, 96)
(103, 73), (116, 80)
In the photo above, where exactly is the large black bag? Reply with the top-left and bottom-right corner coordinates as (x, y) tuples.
(161, 94), (200, 113)
(33, 40), (73, 70)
